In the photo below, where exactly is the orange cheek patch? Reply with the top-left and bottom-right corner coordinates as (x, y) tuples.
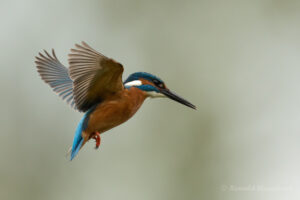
(139, 78), (155, 86)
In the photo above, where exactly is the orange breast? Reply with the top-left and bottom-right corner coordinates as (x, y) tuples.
(85, 87), (147, 135)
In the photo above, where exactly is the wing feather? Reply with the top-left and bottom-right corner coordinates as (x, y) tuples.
(35, 49), (76, 110)
(68, 41), (124, 112)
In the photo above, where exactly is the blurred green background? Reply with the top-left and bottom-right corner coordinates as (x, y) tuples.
(1, 0), (300, 199)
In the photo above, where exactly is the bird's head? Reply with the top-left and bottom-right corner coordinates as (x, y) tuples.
(124, 72), (196, 109)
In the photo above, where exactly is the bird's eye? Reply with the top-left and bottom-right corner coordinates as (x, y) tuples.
(153, 79), (164, 88)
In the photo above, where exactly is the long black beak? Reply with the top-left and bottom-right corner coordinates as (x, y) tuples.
(161, 89), (196, 110)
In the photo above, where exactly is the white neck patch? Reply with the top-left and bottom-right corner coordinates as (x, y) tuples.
(124, 80), (142, 87)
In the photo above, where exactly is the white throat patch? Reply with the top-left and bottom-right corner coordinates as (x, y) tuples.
(124, 80), (142, 87)
(146, 91), (166, 98)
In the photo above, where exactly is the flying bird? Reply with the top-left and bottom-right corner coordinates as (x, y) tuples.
(35, 42), (196, 160)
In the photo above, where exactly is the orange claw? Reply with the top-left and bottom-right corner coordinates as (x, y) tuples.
(92, 132), (101, 149)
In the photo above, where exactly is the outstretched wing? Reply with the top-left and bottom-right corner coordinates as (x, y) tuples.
(35, 49), (76, 109)
(68, 41), (124, 112)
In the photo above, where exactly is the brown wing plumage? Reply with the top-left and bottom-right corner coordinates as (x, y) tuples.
(68, 41), (124, 112)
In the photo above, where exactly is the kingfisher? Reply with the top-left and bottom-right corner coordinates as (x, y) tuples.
(35, 42), (196, 160)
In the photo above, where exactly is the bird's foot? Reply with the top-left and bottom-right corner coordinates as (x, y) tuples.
(92, 132), (101, 149)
